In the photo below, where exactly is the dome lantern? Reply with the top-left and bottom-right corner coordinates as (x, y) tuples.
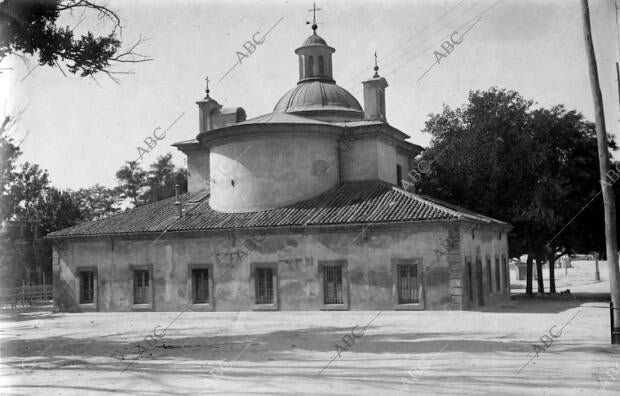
(295, 3), (335, 84)
(295, 34), (335, 84)
(273, 4), (364, 122)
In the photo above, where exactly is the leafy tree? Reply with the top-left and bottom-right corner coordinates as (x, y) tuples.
(526, 106), (612, 293)
(115, 160), (147, 206)
(115, 154), (187, 207)
(0, 128), (22, 221)
(415, 87), (615, 295)
(71, 184), (120, 221)
(0, 0), (150, 80)
(36, 187), (82, 234)
(144, 153), (187, 204)
(4, 161), (50, 222)
(2, 161), (84, 234)
(1, 127), (92, 232)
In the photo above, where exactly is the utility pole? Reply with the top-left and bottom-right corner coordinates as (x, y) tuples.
(614, 0), (620, 111)
(581, 0), (620, 343)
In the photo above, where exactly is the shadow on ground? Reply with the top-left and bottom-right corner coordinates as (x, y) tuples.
(3, 301), (619, 395)
(2, 326), (618, 396)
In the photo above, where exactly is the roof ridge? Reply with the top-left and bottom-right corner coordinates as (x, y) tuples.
(389, 185), (467, 220)
(393, 186), (507, 224)
(415, 193), (508, 224)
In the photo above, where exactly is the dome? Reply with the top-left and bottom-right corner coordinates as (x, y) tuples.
(302, 33), (328, 46)
(274, 81), (364, 121)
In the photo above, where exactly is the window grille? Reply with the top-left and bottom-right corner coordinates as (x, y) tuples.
(255, 268), (274, 304)
(134, 270), (150, 304)
(323, 265), (343, 304)
(80, 271), (94, 304)
(397, 264), (419, 304)
(193, 269), (209, 303)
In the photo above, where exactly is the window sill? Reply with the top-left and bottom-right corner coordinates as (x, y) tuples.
(79, 303), (97, 311)
(131, 303), (153, 311)
(252, 303), (278, 311)
(190, 302), (214, 311)
(320, 304), (349, 311)
(394, 302), (425, 311)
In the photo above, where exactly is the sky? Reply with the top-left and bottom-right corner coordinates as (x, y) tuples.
(1, 0), (619, 190)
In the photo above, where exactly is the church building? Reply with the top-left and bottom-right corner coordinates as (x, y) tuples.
(48, 19), (511, 312)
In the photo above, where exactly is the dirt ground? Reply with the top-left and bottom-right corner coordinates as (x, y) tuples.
(1, 261), (620, 395)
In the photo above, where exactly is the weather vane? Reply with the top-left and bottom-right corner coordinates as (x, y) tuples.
(306, 2), (322, 32)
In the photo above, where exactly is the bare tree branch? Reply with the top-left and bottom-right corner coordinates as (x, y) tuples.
(89, 74), (102, 88)
(58, 0), (122, 36)
(109, 35), (152, 64)
(54, 59), (67, 78)
(0, 105), (29, 141)
(4, 0), (152, 81)
(103, 70), (120, 85)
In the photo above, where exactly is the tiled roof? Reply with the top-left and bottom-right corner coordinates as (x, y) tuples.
(47, 181), (508, 238)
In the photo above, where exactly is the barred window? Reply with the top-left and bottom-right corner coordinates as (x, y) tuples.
(134, 270), (150, 304)
(255, 268), (274, 304)
(79, 271), (94, 304)
(323, 265), (343, 304)
(397, 264), (419, 304)
(192, 269), (209, 304)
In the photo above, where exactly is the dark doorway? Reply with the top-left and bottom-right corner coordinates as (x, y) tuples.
(476, 257), (484, 306)
(465, 258), (473, 305)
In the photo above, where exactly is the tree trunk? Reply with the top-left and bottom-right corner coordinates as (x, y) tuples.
(536, 255), (545, 294)
(526, 255), (533, 296)
(581, 0), (620, 344)
(547, 251), (556, 294)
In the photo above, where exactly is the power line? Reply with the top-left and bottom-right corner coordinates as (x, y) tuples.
(346, 10), (488, 98)
(344, 0), (486, 94)
(339, 0), (469, 88)
(383, 0), (500, 80)
(382, 0), (472, 64)
(416, 16), (483, 82)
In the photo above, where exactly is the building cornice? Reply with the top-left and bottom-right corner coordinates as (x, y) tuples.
(197, 123), (342, 149)
(47, 219), (511, 243)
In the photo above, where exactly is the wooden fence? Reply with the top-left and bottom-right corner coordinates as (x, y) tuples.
(0, 285), (53, 309)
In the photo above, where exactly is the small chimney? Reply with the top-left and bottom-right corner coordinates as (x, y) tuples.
(196, 77), (223, 133)
(174, 183), (183, 218)
(362, 53), (388, 121)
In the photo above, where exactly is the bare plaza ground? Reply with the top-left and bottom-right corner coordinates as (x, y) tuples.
(1, 261), (620, 395)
